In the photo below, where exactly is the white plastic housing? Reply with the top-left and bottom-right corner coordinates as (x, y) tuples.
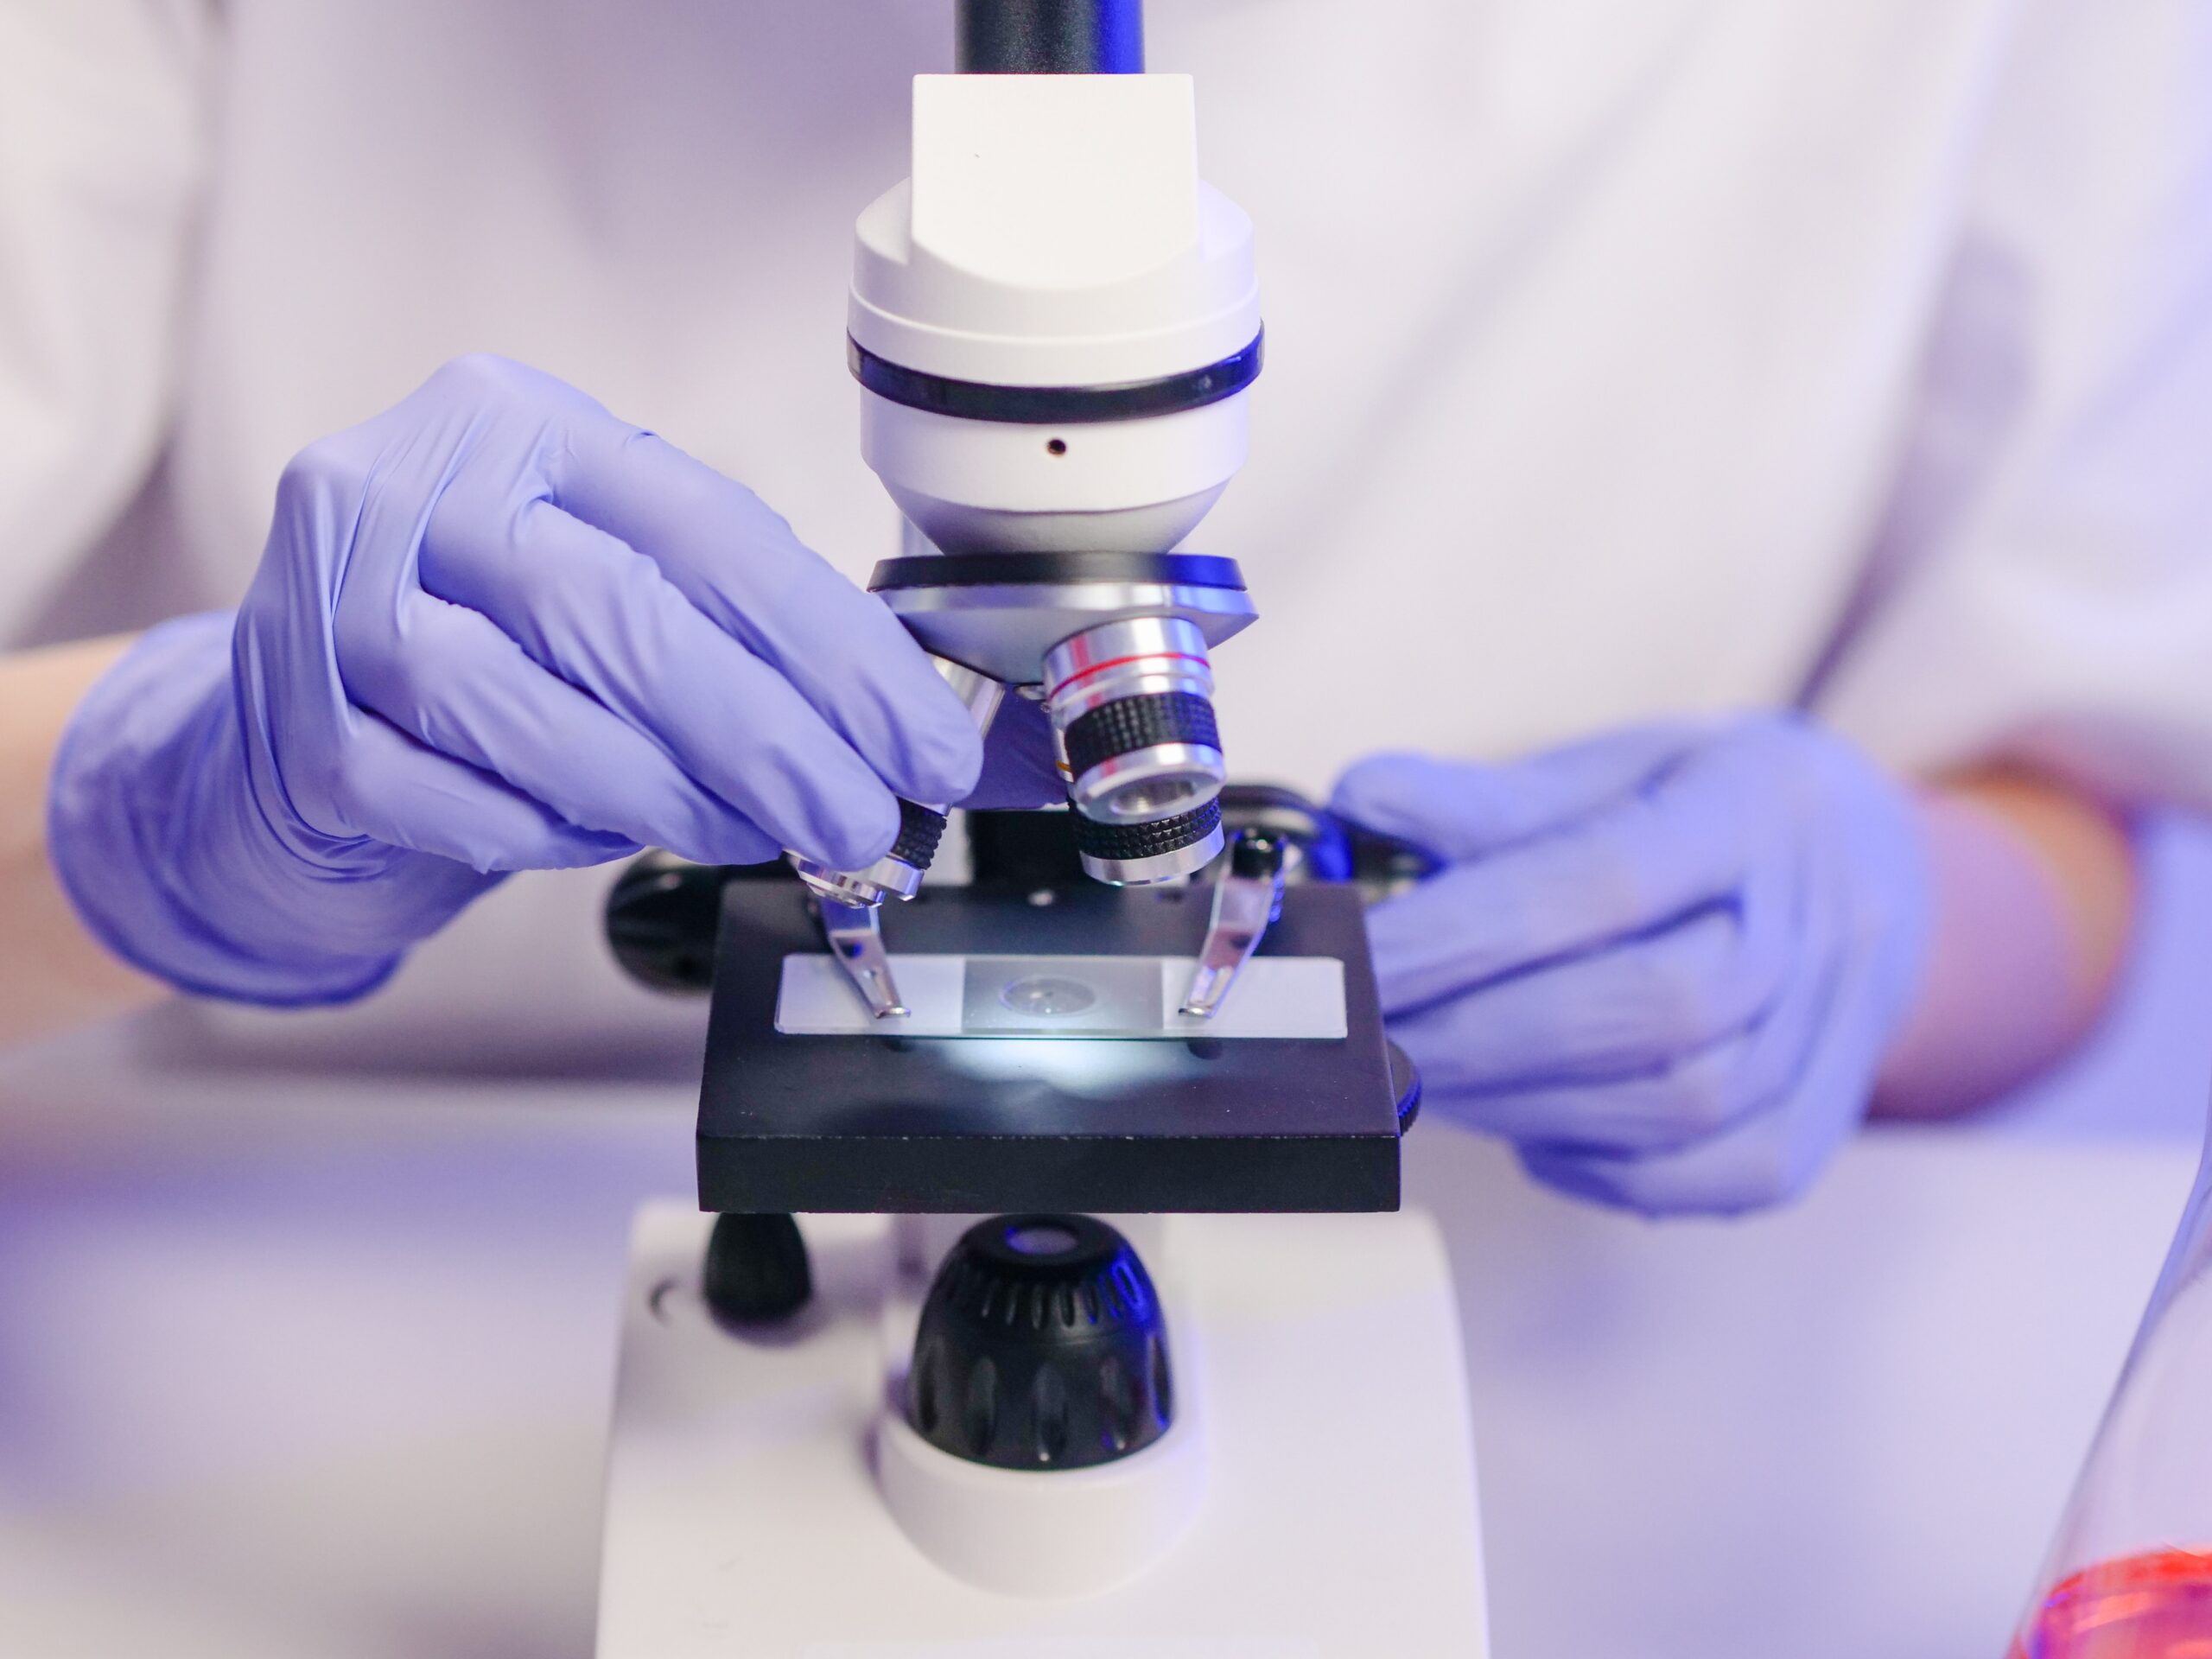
(875, 1366), (1208, 1599)
(861, 387), (1248, 555)
(594, 1207), (1490, 1655)
(851, 73), (1260, 557)
(850, 74), (1261, 387)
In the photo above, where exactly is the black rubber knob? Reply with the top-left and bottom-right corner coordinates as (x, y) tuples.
(1229, 828), (1285, 880)
(602, 851), (729, 992)
(702, 1213), (813, 1325)
(907, 1214), (1172, 1471)
(603, 849), (798, 994)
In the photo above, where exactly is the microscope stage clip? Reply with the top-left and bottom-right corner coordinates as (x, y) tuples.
(1179, 829), (1287, 1019)
(817, 897), (909, 1020)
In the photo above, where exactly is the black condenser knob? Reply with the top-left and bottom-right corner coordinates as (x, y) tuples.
(702, 1212), (813, 1325)
(907, 1214), (1173, 1471)
(603, 849), (796, 994)
(1389, 1039), (1423, 1133)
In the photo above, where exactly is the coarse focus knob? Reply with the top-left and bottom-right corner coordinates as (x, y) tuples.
(907, 1214), (1173, 1472)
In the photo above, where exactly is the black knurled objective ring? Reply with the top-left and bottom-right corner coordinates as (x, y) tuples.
(1062, 691), (1221, 784)
(890, 799), (948, 869)
(1070, 797), (1223, 862)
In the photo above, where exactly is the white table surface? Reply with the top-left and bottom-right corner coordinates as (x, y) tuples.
(4, 817), (2210, 1659)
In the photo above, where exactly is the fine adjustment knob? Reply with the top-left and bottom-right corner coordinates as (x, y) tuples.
(907, 1214), (1173, 1471)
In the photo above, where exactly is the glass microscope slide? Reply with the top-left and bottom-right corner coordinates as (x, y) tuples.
(773, 953), (1347, 1039)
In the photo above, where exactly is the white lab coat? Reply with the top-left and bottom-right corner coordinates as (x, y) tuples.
(3, 0), (2209, 1059)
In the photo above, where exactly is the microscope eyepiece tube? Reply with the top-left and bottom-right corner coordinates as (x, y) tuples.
(956, 0), (1143, 75)
(1043, 616), (1225, 829)
(850, 53), (1261, 891)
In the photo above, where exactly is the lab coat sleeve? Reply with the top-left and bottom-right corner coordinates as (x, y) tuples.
(1814, 0), (2212, 810)
(0, 1), (213, 644)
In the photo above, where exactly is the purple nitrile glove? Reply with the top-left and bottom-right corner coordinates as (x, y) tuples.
(960, 689), (1065, 810)
(1332, 715), (1934, 1217)
(48, 354), (991, 1006)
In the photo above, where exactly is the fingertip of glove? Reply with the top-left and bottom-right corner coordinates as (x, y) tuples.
(1516, 1147), (1644, 1216)
(905, 721), (984, 809)
(543, 828), (645, 871)
(1330, 757), (1459, 854)
(1330, 751), (1440, 814)
(815, 790), (904, 874)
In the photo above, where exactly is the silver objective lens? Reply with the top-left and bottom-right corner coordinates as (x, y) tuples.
(1042, 616), (1226, 828)
(789, 657), (1004, 908)
(1069, 797), (1226, 886)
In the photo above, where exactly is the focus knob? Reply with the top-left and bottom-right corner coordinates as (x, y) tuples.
(907, 1214), (1173, 1471)
(702, 1213), (813, 1326)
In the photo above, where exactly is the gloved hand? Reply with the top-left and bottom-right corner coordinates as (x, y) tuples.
(49, 354), (990, 1005)
(1332, 715), (1934, 1216)
(961, 685), (1065, 811)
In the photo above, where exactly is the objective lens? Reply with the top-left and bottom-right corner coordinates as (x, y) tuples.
(1044, 617), (1226, 830)
(783, 655), (998, 906)
(1071, 797), (1226, 887)
(788, 798), (944, 906)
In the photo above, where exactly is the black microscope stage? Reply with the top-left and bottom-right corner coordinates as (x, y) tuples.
(696, 877), (1407, 1216)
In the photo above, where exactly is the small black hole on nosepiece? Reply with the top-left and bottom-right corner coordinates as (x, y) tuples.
(1046, 437), (1067, 455)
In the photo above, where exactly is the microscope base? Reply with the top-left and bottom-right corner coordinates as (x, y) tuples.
(594, 1203), (1489, 1656)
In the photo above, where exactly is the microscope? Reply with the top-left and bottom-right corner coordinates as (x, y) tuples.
(595, 3), (1488, 1648)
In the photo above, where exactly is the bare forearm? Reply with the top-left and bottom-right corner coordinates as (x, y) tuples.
(1873, 769), (2136, 1118)
(0, 637), (167, 1047)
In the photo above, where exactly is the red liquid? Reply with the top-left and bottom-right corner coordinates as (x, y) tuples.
(2012, 1549), (2212, 1657)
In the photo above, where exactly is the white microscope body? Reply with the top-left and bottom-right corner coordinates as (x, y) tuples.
(594, 9), (1488, 1648)
(851, 69), (1259, 562)
(595, 1209), (1487, 1653)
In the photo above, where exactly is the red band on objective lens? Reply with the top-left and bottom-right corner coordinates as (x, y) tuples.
(1046, 652), (1210, 702)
